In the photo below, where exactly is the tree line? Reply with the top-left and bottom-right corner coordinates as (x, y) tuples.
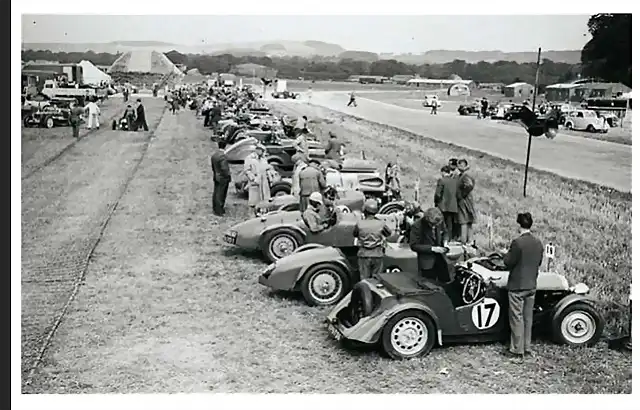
(21, 14), (631, 87)
(21, 49), (581, 86)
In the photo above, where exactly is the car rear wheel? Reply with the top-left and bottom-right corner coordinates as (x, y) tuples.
(262, 230), (303, 262)
(300, 263), (349, 306)
(586, 124), (596, 133)
(270, 181), (292, 197)
(381, 310), (436, 360)
(552, 302), (604, 347)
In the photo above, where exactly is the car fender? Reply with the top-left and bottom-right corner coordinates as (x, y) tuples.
(551, 293), (600, 323)
(293, 248), (353, 288)
(369, 301), (443, 346)
(259, 224), (307, 248)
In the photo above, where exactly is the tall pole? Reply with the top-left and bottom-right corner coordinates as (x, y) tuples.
(523, 47), (542, 198)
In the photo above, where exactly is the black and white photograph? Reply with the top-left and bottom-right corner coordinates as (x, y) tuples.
(13, 2), (634, 406)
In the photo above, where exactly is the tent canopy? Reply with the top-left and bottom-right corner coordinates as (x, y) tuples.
(79, 60), (112, 86)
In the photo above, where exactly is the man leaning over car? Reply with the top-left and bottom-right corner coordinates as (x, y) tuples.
(502, 212), (544, 358)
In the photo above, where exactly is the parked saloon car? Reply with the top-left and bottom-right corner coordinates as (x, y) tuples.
(326, 251), (604, 360)
(563, 109), (609, 133)
(223, 208), (406, 263)
(259, 237), (454, 306)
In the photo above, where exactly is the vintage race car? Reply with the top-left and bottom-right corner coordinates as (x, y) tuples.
(325, 252), (604, 359)
(259, 241), (471, 306)
(23, 105), (71, 129)
(223, 209), (407, 263)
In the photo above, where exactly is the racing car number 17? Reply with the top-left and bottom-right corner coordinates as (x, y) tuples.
(471, 298), (501, 330)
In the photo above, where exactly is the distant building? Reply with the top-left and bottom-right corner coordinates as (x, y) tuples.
(503, 82), (535, 99)
(406, 78), (475, 89)
(545, 81), (631, 102)
(358, 75), (390, 84)
(478, 82), (505, 92)
(392, 74), (417, 84)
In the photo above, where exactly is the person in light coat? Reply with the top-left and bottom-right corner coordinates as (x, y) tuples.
(243, 144), (275, 210)
(84, 98), (101, 130)
(291, 153), (308, 198)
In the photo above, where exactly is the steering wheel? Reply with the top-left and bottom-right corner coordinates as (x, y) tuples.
(461, 271), (485, 305)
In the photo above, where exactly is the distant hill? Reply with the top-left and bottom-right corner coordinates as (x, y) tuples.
(21, 40), (582, 64)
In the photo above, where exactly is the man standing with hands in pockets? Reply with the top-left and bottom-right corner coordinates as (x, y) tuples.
(501, 212), (544, 358)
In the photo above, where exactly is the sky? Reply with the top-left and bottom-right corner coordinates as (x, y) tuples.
(21, 15), (591, 53)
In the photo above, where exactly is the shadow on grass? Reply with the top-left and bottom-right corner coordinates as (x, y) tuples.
(221, 247), (266, 263)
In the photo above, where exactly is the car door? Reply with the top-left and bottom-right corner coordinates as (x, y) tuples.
(452, 285), (508, 337)
(574, 111), (587, 129)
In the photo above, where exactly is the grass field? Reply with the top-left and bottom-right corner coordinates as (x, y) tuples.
(22, 99), (631, 393)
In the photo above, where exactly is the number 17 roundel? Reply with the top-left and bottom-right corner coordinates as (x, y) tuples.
(471, 298), (501, 330)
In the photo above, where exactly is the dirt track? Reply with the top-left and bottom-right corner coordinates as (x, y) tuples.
(288, 91), (632, 193)
(21, 98), (167, 391)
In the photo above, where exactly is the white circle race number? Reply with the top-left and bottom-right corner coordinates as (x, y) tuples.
(471, 298), (501, 330)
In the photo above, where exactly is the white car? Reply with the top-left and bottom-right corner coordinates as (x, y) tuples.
(564, 109), (609, 133)
(422, 95), (442, 108)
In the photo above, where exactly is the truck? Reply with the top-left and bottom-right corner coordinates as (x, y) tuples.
(41, 79), (97, 104)
(271, 80), (299, 99)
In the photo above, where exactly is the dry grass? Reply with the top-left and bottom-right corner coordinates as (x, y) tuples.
(24, 100), (631, 394)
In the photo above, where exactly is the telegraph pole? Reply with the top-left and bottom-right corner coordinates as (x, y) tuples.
(523, 47), (542, 198)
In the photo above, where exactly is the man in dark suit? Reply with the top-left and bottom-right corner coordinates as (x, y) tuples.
(409, 207), (450, 283)
(434, 165), (458, 241)
(502, 212), (544, 358)
(135, 98), (149, 131)
(211, 143), (231, 216)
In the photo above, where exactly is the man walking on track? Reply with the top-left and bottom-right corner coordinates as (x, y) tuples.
(353, 199), (393, 279)
(69, 101), (84, 139)
(347, 91), (357, 107)
(211, 142), (231, 216)
(502, 212), (544, 358)
(135, 99), (149, 131)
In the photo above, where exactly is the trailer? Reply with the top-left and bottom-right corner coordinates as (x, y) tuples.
(22, 63), (84, 85)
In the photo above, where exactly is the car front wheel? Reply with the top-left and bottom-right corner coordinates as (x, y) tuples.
(552, 302), (604, 347)
(262, 230), (303, 262)
(381, 310), (436, 360)
(300, 263), (349, 306)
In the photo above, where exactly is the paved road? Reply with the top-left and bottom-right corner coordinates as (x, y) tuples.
(283, 91), (632, 192)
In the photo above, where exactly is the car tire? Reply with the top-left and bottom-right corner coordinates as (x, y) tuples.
(348, 281), (374, 324)
(379, 202), (406, 215)
(551, 302), (604, 347)
(262, 229), (303, 262)
(23, 116), (33, 128)
(565, 122), (574, 130)
(586, 124), (596, 133)
(44, 116), (54, 129)
(300, 263), (350, 306)
(381, 310), (436, 360)
(505, 114), (512, 121)
(270, 181), (292, 197)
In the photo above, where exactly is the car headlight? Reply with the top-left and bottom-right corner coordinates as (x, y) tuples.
(571, 283), (589, 295)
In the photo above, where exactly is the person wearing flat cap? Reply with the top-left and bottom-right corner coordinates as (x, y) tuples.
(409, 206), (451, 283)
(243, 143), (275, 211)
(298, 158), (327, 212)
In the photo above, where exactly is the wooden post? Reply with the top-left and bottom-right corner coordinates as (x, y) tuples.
(523, 47), (542, 198)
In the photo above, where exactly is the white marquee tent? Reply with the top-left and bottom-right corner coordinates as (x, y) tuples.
(79, 60), (112, 86)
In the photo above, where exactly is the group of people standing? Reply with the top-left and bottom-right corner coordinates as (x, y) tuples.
(68, 97), (101, 139)
(433, 158), (476, 245)
(119, 98), (148, 131)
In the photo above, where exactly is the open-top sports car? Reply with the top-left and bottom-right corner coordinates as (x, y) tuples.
(259, 240), (469, 306)
(223, 208), (407, 263)
(325, 251), (605, 359)
(255, 188), (367, 216)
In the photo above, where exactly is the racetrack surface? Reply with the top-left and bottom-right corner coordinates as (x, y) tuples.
(21, 98), (167, 391)
(282, 91), (631, 193)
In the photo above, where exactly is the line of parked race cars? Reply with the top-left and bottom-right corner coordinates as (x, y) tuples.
(197, 86), (605, 360)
